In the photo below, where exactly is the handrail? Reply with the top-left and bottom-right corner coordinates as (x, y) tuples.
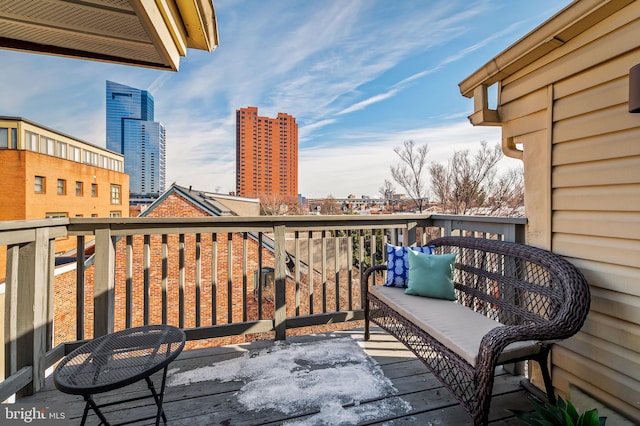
(0, 213), (526, 400)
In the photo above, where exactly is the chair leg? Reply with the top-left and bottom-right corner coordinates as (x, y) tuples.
(83, 395), (110, 426)
(364, 301), (370, 341)
(146, 370), (169, 425)
(537, 345), (556, 404)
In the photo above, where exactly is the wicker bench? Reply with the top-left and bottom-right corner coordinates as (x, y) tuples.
(363, 236), (590, 425)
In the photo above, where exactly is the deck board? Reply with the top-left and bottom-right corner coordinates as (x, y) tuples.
(19, 328), (533, 425)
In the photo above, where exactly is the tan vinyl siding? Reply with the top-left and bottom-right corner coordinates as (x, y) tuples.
(553, 185), (640, 211)
(491, 1), (640, 422)
(552, 211), (640, 240)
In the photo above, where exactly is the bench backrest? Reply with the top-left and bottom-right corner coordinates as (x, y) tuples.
(429, 236), (590, 339)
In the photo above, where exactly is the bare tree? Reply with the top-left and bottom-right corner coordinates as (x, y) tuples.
(429, 162), (451, 213)
(379, 179), (395, 199)
(259, 193), (301, 215)
(320, 195), (343, 215)
(390, 140), (430, 213)
(485, 167), (524, 216)
(430, 141), (504, 214)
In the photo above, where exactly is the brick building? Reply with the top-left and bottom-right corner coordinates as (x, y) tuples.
(235, 106), (298, 199)
(52, 184), (359, 348)
(0, 116), (129, 278)
(53, 184), (275, 348)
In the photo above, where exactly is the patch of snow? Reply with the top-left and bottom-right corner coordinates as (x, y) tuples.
(167, 336), (412, 424)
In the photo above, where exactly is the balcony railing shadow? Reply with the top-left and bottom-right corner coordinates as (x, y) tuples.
(0, 214), (526, 407)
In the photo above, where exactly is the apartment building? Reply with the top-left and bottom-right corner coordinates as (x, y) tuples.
(0, 116), (129, 257)
(236, 106), (298, 199)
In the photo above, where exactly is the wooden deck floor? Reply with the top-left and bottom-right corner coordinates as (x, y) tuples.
(21, 328), (533, 425)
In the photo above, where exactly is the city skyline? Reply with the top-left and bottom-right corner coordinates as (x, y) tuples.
(0, 1), (566, 198)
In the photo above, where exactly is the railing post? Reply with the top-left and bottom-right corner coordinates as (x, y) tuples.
(94, 227), (115, 337)
(5, 228), (52, 396)
(405, 220), (417, 247)
(274, 225), (287, 340)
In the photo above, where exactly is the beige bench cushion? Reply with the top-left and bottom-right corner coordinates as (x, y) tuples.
(370, 285), (540, 367)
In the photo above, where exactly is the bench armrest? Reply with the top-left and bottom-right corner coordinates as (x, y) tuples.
(363, 264), (387, 288)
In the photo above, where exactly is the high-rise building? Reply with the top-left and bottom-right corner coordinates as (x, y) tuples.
(236, 106), (298, 198)
(106, 81), (165, 199)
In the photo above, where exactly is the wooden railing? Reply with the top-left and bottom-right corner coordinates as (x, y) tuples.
(0, 214), (525, 400)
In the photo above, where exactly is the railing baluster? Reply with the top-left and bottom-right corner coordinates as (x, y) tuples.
(335, 230), (340, 312)
(295, 231), (300, 317)
(76, 235), (85, 340)
(195, 233), (202, 327)
(359, 230), (365, 290)
(211, 233), (217, 325)
(179, 234), (185, 329)
(125, 235), (133, 329)
(242, 232), (248, 322)
(162, 234), (168, 324)
(227, 232), (233, 324)
(257, 232), (263, 320)
(308, 231), (314, 315)
(370, 229), (377, 287)
(347, 233), (353, 310)
(143, 234), (150, 325)
(322, 230), (327, 313)
(274, 225), (286, 340)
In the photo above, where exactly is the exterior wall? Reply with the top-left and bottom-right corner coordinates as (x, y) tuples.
(494, 3), (640, 421)
(0, 150), (129, 254)
(236, 107), (298, 198)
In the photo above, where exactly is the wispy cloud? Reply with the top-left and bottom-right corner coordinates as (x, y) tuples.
(337, 89), (398, 115)
(0, 0), (565, 198)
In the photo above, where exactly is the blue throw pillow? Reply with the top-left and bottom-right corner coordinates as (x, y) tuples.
(383, 243), (435, 287)
(405, 250), (457, 300)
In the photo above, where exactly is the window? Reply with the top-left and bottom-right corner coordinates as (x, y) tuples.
(0, 128), (7, 148)
(57, 179), (66, 195)
(56, 141), (67, 159)
(34, 176), (45, 193)
(110, 184), (121, 204)
(75, 214), (84, 218)
(91, 183), (98, 197)
(45, 212), (67, 218)
(91, 214), (98, 218)
(25, 131), (38, 151)
(75, 181), (83, 196)
(109, 211), (121, 218)
(69, 146), (81, 162)
(46, 138), (55, 155)
(84, 150), (99, 166)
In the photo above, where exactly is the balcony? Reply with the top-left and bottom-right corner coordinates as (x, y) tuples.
(0, 214), (531, 424)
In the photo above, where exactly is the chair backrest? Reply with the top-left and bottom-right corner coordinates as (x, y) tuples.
(429, 236), (590, 338)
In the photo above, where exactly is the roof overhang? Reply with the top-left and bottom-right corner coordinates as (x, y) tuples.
(0, 0), (219, 71)
(458, 0), (633, 126)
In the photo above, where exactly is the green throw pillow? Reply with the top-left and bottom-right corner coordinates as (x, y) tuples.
(405, 250), (457, 300)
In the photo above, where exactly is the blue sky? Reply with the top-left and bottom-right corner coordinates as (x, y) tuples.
(0, 0), (566, 198)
